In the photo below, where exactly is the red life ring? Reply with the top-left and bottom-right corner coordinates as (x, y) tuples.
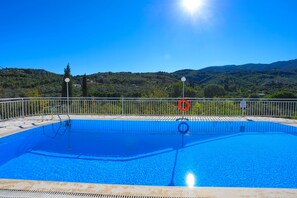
(177, 99), (191, 112)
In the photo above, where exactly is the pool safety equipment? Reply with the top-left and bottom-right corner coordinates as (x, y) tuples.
(178, 122), (190, 134)
(177, 99), (191, 112)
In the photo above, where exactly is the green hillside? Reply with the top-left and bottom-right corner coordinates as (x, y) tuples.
(1, 59), (297, 98)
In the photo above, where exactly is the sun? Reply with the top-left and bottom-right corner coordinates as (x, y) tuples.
(181, 0), (204, 14)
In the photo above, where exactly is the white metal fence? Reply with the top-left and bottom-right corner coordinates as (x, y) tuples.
(1, 97), (297, 121)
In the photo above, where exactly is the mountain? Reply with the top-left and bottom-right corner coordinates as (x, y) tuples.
(1, 59), (297, 98)
(199, 59), (297, 72)
(171, 59), (297, 96)
(0, 68), (63, 97)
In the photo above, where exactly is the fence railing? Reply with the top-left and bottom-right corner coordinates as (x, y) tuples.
(1, 97), (297, 121)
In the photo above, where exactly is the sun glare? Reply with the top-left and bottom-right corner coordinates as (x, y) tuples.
(182, 0), (204, 14)
(186, 173), (195, 187)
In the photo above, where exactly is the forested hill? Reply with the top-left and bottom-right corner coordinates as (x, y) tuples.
(200, 59), (297, 72)
(1, 59), (297, 98)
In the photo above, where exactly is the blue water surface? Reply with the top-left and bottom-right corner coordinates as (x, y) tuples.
(0, 120), (297, 188)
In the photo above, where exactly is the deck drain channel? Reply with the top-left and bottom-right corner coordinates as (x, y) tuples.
(0, 189), (203, 198)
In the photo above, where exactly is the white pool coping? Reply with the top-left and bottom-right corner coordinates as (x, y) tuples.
(0, 179), (297, 198)
(1, 115), (297, 197)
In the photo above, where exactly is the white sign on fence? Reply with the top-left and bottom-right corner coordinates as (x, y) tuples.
(240, 99), (247, 109)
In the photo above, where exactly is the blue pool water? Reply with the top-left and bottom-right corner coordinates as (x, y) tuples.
(0, 120), (297, 188)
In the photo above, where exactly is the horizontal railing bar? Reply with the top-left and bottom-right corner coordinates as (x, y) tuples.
(13, 97), (297, 101)
(0, 98), (23, 101)
(1, 97), (297, 121)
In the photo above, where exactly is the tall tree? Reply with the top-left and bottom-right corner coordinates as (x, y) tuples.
(168, 82), (198, 98)
(82, 74), (88, 97)
(61, 64), (73, 97)
(204, 84), (226, 98)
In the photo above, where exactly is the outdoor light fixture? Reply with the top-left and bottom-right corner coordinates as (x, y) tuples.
(181, 76), (186, 98)
(65, 78), (70, 114)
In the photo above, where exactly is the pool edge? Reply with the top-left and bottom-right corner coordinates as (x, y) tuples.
(2, 115), (297, 139)
(0, 179), (297, 198)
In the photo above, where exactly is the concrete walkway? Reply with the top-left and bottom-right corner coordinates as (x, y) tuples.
(1, 179), (297, 198)
(1, 115), (297, 138)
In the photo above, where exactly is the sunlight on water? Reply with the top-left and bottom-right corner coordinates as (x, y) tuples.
(186, 173), (195, 187)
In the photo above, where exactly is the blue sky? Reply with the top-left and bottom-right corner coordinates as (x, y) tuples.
(0, 0), (297, 75)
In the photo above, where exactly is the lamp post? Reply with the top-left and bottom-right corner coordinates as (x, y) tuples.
(65, 77), (70, 114)
(181, 76), (186, 98)
(181, 77), (186, 119)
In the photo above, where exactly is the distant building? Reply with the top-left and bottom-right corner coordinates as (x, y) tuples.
(74, 84), (81, 88)
(87, 79), (95, 84)
(257, 93), (265, 97)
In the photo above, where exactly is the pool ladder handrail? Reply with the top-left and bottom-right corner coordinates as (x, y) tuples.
(43, 121), (69, 138)
(53, 105), (71, 124)
(42, 105), (71, 124)
(42, 106), (54, 121)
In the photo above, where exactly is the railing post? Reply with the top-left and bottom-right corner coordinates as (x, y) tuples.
(122, 97), (124, 115)
(21, 98), (24, 118)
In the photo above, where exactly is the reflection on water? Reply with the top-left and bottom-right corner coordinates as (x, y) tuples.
(1, 120), (297, 162)
(64, 120), (297, 135)
(1, 120), (297, 187)
(178, 122), (189, 134)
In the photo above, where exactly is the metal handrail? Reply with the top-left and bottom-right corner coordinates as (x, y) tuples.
(1, 97), (297, 120)
(42, 106), (54, 121)
(9, 97), (297, 101)
(42, 105), (70, 123)
(52, 105), (71, 123)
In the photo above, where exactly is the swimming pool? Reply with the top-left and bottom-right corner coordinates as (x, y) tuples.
(0, 120), (297, 188)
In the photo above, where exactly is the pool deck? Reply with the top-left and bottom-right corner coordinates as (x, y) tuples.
(0, 179), (297, 198)
(1, 115), (297, 138)
(1, 115), (297, 197)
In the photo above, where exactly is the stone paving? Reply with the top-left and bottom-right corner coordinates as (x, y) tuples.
(1, 115), (297, 138)
(0, 179), (297, 198)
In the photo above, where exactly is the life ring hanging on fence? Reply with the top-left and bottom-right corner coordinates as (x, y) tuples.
(177, 99), (191, 112)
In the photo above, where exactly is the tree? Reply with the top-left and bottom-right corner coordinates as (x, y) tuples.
(267, 91), (296, 98)
(168, 82), (199, 98)
(61, 64), (74, 97)
(82, 74), (88, 97)
(24, 88), (40, 97)
(170, 82), (182, 97)
(142, 89), (169, 98)
(204, 84), (226, 98)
